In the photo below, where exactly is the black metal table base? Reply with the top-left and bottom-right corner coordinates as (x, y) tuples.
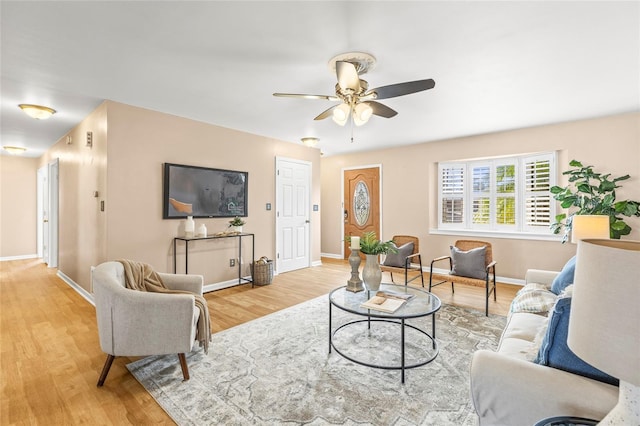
(329, 305), (439, 383)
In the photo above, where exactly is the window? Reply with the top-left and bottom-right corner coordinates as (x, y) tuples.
(438, 153), (556, 235)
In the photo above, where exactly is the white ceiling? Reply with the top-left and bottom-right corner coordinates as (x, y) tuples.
(1, 1), (639, 158)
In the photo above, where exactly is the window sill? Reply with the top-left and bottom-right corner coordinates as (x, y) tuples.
(429, 228), (564, 242)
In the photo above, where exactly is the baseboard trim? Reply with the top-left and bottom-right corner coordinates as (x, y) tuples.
(320, 252), (342, 259)
(0, 254), (39, 261)
(203, 276), (255, 293)
(57, 270), (95, 306)
(311, 260), (323, 267)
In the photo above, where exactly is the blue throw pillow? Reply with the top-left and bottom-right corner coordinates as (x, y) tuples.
(550, 256), (577, 295)
(534, 296), (618, 386)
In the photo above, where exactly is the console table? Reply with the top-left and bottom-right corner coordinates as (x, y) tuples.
(173, 233), (255, 286)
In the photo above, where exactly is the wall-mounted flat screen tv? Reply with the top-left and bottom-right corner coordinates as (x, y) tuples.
(163, 163), (248, 219)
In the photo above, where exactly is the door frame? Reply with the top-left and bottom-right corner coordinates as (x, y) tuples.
(341, 164), (383, 259)
(275, 156), (312, 273)
(36, 159), (59, 268)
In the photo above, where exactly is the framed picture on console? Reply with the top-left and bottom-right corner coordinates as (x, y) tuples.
(163, 163), (248, 219)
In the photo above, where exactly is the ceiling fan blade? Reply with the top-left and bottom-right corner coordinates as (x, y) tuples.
(314, 105), (338, 121)
(370, 79), (435, 100)
(368, 101), (398, 118)
(336, 61), (360, 92)
(273, 93), (339, 101)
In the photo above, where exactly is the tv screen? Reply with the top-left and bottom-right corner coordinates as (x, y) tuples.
(163, 163), (248, 219)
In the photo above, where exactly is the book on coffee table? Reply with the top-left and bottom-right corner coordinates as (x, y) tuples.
(361, 290), (414, 313)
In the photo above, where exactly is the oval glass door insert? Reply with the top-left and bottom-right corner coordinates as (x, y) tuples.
(353, 181), (370, 226)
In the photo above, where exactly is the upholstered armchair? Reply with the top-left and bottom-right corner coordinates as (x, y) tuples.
(92, 261), (204, 386)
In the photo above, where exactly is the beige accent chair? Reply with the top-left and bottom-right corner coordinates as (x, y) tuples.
(92, 261), (204, 386)
(379, 235), (424, 286)
(429, 240), (497, 316)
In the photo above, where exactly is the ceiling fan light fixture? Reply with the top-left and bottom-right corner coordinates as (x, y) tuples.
(3, 146), (27, 155)
(18, 104), (57, 120)
(353, 103), (373, 126)
(332, 103), (350, 126)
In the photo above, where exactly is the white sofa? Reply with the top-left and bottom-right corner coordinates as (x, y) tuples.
(470, 269), (619, 426)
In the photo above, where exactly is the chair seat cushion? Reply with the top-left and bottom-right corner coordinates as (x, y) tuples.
(450, 245), (486, 279)
(383, 242), (414, 267)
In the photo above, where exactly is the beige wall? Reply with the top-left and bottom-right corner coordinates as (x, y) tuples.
(321, 112), (640, 280)
(39, 102), (109, 288)
(104, 102), (321, 288)
(33, 101), (320, 291)
(0, 155), (39, 258)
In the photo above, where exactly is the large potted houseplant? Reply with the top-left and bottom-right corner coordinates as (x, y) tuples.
(550, 160), (640, 243)
(357, 231), (397, 291)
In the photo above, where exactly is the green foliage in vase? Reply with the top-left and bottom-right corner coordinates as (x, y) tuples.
(352, 231), (398, 255)
(550, 160), (640, 242)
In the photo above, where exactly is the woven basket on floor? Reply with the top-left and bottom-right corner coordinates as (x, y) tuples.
(252, 260), (273, 285)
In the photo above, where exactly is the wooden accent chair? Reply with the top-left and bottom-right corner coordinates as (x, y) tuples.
(92, 261), (203, 386)
(379, 235), (424, 286)
(429, 240), (497, 316)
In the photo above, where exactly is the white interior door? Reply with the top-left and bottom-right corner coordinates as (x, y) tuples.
(276, 157), (311, 273)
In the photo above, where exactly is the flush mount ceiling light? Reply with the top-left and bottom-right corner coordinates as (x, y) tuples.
(18, 104), (57, 120)
(3, 146), (27, 155)
(301, 137), (319, 147)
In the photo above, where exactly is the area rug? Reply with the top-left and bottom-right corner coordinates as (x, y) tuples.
(127, 295), (506, 425)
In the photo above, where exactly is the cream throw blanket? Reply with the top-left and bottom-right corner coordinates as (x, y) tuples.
(118, 259), (211, 354)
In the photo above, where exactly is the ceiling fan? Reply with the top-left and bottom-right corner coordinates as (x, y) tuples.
(273, 52), (435, 127)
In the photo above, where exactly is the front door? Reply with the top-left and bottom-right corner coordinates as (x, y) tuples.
(343, 166), (381, 258)
(276, 158), (311, 273)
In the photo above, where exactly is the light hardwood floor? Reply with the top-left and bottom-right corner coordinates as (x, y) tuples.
(1, 258), (518, 425)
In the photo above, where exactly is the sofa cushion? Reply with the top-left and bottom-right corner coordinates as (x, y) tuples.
(510, 283), (557, 314)
(500, 312), (547, 343)
(382, 242), (414, 267)
(534, 295), (619, 386)
(550, 256), (576, 295)
(450, 245), (486, 279)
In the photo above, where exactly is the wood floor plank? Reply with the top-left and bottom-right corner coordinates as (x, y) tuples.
(1, 257), (518, 425)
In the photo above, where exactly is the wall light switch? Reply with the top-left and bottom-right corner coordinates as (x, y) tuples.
(313, 204), (319, 211)
(86, 131), (93, 147)
(266, 203), (272, 211)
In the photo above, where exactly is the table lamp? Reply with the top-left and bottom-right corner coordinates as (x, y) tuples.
(571, 215), (610, 243)
(568, 239), (640, 424)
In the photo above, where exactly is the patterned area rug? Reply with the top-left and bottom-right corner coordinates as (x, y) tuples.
(127, 295), (506, 425)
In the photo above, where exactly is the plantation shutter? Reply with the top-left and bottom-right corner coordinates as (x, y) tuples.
(523, 154), (554, 230)
(439, 164), (465, 227)
(471, 164), (491, 225)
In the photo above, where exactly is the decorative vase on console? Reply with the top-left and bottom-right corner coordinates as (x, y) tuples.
(185, 216), (195, 238)
(357, 231), (397, 292)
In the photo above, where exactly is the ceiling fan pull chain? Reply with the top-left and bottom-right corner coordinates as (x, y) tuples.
(350, 116), (355, 143)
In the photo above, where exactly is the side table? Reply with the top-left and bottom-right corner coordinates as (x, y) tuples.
(533, 416), (599, 426)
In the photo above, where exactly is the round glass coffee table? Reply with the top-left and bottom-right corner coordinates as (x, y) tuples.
(329, 283), (441, 383)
